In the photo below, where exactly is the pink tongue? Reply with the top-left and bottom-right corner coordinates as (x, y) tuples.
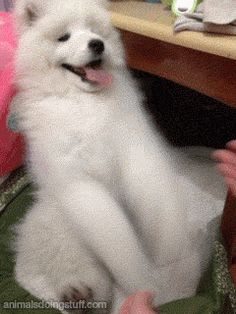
(85, 67), (113, 87)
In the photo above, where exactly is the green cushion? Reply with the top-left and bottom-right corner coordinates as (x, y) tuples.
(0, 185), (235, 313)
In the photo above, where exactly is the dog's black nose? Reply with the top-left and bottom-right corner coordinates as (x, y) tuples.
(88, 39), (105, 55)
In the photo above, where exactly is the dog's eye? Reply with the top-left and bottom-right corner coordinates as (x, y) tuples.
(58, 33), (71, 42)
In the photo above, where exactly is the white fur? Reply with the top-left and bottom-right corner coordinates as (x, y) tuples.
(12, 0), (226, 312)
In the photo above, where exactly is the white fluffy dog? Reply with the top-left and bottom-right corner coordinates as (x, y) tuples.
(12, 0), (223, 312)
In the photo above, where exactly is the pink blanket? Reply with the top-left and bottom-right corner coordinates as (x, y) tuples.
(0, 11), (24, 176)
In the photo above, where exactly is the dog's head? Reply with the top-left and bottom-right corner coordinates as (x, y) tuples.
(14, 0), (125, 92)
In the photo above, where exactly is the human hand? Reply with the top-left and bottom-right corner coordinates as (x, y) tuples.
(213, 140), (236, 195)
(120, 291), (157, 314)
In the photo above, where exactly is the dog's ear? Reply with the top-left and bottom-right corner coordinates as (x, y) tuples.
(14, 0), (43, 32)
(24, 3), (39, 25)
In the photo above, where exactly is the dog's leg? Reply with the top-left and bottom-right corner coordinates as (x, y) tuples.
(15, 198), (113, 313)
(118, 129), (202, 304)
(121, 133), (191, 264)
(58, 179), (158, 296)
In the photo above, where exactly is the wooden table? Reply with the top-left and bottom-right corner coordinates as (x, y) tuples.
(110, 1), (236, 284)
(110, 1), (236, 107)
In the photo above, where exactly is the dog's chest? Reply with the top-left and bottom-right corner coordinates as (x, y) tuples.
(29, 96), (117, 184)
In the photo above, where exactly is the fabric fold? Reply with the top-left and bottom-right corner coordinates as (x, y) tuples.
(174, 0), (236, 35)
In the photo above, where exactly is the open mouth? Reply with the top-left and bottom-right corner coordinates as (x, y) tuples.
(61, 59), (112, 87)
(62, 59), (102, 81)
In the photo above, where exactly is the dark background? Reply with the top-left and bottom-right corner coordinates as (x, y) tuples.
(134, 70), (236, 148)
